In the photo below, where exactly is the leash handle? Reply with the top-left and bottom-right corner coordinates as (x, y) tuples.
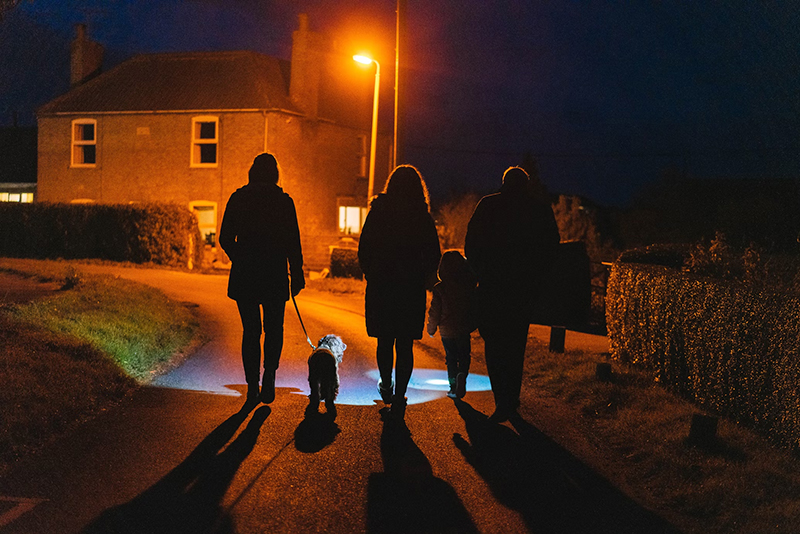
(291, 292), (316, 350)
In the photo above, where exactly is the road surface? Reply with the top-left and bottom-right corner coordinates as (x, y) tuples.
(1, 266), (678, 533)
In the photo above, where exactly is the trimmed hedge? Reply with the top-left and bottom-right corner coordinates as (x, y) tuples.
(606, 256), (800, 448)
(0, 202), (203, 267)
(330, 247), (362, 279)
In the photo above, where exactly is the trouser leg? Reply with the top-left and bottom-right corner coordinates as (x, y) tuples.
(393, 337), (414, 399)
(506, 321), (530, 410)
(261, 298), (286, 376)
(376, 336), (395, 388)
(237, 301), (263, 390)
(441, 337), (459, 385)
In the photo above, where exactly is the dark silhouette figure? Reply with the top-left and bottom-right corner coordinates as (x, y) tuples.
(358, 165), (441, 418)
(83, 404), (271, 534)
(453, 401), (681, 533)
(218, 153), (305, 405)
(366, 420), (479, 534)
(465, 166), (559, 422)
(427, 250), (478, 399)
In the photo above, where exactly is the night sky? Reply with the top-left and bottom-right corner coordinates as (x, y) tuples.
(3, 0), (799, 206)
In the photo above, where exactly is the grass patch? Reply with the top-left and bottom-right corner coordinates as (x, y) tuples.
(0, 315), (136, 473)
(0, 260), (200, 474)
(523, 342), (800, 534)
(7, 272), (199, 382)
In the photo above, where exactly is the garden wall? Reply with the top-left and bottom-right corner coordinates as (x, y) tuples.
(0, 202), (203, 268)
(606, 257), (800, 447)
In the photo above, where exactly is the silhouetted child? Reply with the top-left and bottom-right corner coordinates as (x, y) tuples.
(427, 250), (477, 399)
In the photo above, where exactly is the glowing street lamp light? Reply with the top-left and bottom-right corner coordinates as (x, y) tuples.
(353, 54), (380, 202)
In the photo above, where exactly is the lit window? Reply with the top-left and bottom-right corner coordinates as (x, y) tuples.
(71, 119), (97, 167)
(0, 192), (33, 203)
(191, 116), (218, 167)
(338, 205), (367, 235)
(357, 134), (367, 178)
(190, 201), (218, 245)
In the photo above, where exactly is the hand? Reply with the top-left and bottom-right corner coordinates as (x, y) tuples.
(291, 274), (305, 297)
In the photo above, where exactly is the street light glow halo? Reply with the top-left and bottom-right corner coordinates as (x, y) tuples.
(353, 54), (373, 65)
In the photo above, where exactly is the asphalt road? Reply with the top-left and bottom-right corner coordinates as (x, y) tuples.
(1, 266), (680, 533)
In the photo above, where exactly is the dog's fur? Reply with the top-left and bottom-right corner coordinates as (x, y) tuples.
(308, 334), (346, 406)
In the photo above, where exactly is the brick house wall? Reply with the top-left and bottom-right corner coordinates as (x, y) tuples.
(37, 109), (390, 269)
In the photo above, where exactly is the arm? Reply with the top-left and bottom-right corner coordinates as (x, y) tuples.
(286, 198), (305, 296)
(422, 213), (443, 290)
(427, 286), (442, 336)
(218, 194), (239, 262)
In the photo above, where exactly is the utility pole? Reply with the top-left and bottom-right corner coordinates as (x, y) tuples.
(393, 0), (407, 168)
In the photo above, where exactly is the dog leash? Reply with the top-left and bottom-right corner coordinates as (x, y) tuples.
(291, 292), (317, 350)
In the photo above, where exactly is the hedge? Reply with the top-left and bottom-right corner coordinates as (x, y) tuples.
(330, 247), (362, 279)
(0, 202), (203, 268)
(606, 256), (800, 448)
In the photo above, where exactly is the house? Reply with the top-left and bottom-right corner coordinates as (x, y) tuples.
(36, 15), (392, 269)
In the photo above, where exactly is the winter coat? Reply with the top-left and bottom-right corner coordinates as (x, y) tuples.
(427, 276), (478, 339)
(465, 187), (559, 323)
(218, 182), (304, 303)
(358, 193), (442, 339)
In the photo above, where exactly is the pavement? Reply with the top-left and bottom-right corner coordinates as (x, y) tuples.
(0, 262), (678, 534)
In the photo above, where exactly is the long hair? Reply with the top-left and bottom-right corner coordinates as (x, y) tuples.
(249, 153), (279, 184)
(382, 164), (431, 211)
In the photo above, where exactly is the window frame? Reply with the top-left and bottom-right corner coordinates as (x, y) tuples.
(71, 119), (97, 168)
(189, 200), (218, 246)
(190, 116), (219, 168)
(337, 199), (368, 236)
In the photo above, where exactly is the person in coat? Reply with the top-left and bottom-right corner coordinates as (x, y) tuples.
(465, 166), (559, 422)
(218, 152), (305, 405)
(358, 165), (442, 419)
(427, 250), (477, 399)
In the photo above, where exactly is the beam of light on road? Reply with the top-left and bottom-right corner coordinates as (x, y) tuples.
(290, 368), (492, 406)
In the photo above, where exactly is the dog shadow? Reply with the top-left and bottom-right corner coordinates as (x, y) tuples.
(82, 402), (271, 534)
(294, 400), (341, 453)
(453, 400), (681, 534)
(366, 419), (480, 534)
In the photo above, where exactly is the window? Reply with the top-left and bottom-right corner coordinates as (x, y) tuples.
(338, 205), (367, 235)
(356, 134), (368, 178)
(0, 192), (33, 203)
(71, 119), (97, 167)
(191, 116), (218, 167)
(190, 201), (218, 245)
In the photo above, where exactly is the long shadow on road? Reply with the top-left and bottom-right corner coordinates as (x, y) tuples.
(82, 402), (270, 534)
(453, 400), (681, 534)
(367, 416), (480, 534)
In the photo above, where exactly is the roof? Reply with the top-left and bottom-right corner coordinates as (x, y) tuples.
(38, 51), (300, 115)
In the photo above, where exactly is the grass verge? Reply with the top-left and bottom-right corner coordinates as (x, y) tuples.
(521, 342), (800, 534)
(0, 260), (200, 474)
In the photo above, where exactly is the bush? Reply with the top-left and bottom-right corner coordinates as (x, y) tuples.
(330, 247), (362, 279)
(606, 254), (800, 448)
(0, 202), (202, 267)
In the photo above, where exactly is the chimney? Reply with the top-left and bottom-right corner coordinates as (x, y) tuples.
(289, 14), (326, 118)
(71, 23), (104, 87)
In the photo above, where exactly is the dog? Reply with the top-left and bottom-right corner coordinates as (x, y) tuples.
(307, 334), (346, 412)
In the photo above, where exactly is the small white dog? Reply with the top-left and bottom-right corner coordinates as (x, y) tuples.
(308, 334), (347, 410)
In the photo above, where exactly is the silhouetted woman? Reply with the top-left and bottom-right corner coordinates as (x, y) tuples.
(358, 165), (442, 419)
(218, 153), (305, 405)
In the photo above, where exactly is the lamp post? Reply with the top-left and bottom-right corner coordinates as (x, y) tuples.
(353, 54), (380, 201)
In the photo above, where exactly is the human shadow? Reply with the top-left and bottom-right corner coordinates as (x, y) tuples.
(294, 400), (341, 453)
(453, 401), (682, 534)
(366, 418), (480, 534)
(82, 402), (271, 534)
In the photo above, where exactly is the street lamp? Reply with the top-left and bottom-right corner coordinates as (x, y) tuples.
(353, 54), (380, 201)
